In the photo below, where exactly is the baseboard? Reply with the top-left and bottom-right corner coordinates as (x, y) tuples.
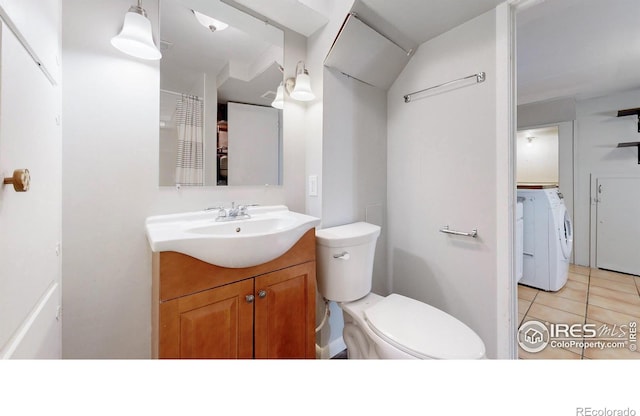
(315, 337), (347, 359)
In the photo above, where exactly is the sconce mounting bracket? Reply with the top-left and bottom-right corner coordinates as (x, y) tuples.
(284, 78), (296, 95)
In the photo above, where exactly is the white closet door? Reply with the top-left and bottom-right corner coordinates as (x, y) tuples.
(227, 102), (280, 186)
(596, 177), (640, 276)
(0, 4), (61, 359)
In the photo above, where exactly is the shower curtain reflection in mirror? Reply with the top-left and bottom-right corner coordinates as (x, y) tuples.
(175, 94), (204, 186)
(160, 90), (205, 187)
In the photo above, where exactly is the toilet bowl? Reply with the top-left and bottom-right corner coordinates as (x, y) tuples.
(316, 222), (486, 359)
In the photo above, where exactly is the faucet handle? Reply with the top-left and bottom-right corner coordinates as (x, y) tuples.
(205, 206), (228, 220)
(238, 204), (259, 215)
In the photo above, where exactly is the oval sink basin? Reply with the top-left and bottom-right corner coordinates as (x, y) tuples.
(145, 205), (321, 268)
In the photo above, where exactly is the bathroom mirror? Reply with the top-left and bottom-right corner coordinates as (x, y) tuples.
(159, 0), (284, 186)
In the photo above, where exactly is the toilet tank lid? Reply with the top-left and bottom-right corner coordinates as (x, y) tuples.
(315, 222), (381, 248)
(364, 294), (486, 359)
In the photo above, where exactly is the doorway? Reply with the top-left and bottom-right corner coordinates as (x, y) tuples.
(513, 0), (640, 360)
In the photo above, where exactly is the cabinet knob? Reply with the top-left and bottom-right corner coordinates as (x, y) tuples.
(245, 294), (255, 303)
(258, 290), (267, 298)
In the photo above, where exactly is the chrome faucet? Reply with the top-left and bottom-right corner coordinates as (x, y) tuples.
(209, 202), (257, 221)
(228, 201), (240, 218)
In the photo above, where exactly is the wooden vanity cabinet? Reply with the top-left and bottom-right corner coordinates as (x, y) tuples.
(152, 229), (316, 359)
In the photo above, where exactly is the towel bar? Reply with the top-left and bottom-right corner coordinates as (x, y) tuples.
(439, 225), (478, 238)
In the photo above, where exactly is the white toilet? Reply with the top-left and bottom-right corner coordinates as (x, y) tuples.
(316, 222), (486, 359)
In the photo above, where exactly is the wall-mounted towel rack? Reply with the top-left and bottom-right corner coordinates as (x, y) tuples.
(439, 225), (478, 238)
(404, 72), (486, 103)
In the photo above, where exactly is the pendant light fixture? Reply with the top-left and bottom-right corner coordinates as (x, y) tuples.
(192, 10), (229, 32)
(111, 0), (162, 60)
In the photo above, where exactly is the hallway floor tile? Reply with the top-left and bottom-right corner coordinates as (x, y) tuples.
(518, 267), (640, 359)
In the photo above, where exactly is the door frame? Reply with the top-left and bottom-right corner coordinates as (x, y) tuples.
(504, 0), (556, 359)
(496, 1), (517, 359)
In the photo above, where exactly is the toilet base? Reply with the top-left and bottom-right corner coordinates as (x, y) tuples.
(339, 293), (419, 359)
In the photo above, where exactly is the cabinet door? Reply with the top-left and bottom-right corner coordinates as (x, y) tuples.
(160, 279), (254, 359)
(254, 262), (316, 359)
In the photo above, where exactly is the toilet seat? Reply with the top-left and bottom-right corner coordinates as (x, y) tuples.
(364, 294), (486, 359)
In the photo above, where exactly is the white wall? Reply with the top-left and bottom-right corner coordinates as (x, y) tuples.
(387, 7), (509, 358)
(322, 68), (388, 289)
(517, 97), (576, 129)
(61, 0), (307, 358)
(516, 126), (559, 184)
(574, 88), (640, 267)
(317, 65), (388, 356)
(304, 0), (354, 222)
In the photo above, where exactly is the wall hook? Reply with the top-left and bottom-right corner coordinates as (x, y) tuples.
(3, 169), (30, 192)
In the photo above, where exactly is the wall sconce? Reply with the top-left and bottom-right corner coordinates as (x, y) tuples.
(271, 82), (285, 109)
(285, 61), (315, 102)
(111, 0), (162, 60)
(526, 136), (534, 146)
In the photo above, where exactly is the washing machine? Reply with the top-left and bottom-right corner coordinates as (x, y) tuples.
(517, 187), (573, 291)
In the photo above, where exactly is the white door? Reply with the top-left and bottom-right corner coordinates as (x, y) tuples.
(227, 102), (280, 186)
(0, 3), (62, 358)
(596, 177), (640, 276)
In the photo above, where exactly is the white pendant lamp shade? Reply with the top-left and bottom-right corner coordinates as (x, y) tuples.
(271, 83), (285, 109)
(111, 4), (162, 60)
(290, 71), (315, 101)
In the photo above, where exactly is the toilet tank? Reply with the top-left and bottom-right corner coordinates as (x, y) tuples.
(315, 222), (381, 302)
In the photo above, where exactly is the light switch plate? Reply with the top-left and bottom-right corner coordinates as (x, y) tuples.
(308, 175), (318, 197)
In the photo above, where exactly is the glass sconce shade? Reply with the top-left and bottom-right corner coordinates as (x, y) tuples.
(290, 71), (315, 101)
(111, 5), (162, 60)
(271, 83), (285, 109)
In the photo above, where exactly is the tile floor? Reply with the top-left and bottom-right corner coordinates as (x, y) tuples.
(518, 265), (640, 359)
